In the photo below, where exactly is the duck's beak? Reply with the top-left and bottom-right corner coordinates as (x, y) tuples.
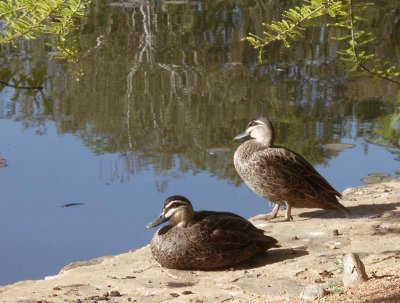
(146, 212), (168, 228)
(234, 130), (250, 140)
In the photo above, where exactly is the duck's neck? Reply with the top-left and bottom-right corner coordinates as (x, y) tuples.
(256, 135), (274, 147)
(171, 208), (194, 228)
(253, 127), (274, 147)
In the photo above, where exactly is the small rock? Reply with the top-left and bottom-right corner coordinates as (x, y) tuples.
(292, 236), (299, 240)
(182, 290), (194, 295)
(53, 286), (61, 291)
(332, 229), (339, 236)
(299, 283), (327, 301)
(170, 293), (180, 297)
(109, 290), (122, 297)
(342, 253), (368, 287)
(76, 300), (82, 303)
(324, 241), (341, 250)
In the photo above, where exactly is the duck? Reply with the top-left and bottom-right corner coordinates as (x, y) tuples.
(146, 195), (279, 270)
(234, 117), (350, 221)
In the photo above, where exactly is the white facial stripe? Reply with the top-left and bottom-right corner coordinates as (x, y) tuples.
(247, 121), (263, 131)
(164, 200), (182, 209)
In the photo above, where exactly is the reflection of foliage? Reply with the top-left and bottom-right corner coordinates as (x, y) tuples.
(374, 113), (400, 147)
(0, 0), (91, 60)
(374, 94), (400, 148)
(369, 94), (400, 170)
(43, 1), (346, 186)
(243, 0), (400, 85)
(0, 66), (46, 90)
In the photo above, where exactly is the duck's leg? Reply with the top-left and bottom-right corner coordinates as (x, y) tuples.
(284, 203), (293, 221)
(268, 203), (280, 219)
(250, 203), (280, 221)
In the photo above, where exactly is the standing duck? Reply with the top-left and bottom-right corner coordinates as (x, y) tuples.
(146, 195), (279, 269)
(234, 117), (350, 221)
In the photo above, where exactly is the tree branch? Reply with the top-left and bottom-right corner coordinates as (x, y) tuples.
(348, 0), (400, 85)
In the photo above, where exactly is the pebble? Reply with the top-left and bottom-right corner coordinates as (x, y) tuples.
(182, 290), (194, 295)
(329, 244), (338, 250)
(332, 229), (339, 236)
(299, 283), (327, 301)
(109, 290), (122, 297)
(324, 241), (341, 250)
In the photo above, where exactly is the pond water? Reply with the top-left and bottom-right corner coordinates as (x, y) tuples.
(0, 0), (399, 285)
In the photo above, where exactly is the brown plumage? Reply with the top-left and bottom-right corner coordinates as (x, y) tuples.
(146, 195), (279, 269)
(234, 117), (350, 221)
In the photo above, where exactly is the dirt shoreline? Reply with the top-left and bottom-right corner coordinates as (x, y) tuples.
(1, 180), (399, 303)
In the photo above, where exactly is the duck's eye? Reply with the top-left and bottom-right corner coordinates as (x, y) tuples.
(248, 121), (259, 128)
(164, 201), (186, 212)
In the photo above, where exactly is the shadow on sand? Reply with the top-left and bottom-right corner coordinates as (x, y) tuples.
(298, 201), (400, 220)
(234, 248), (309, 270)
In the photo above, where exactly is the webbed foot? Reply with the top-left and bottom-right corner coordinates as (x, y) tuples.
(249, 213), (277, 221)
(249, 204), (281, 221)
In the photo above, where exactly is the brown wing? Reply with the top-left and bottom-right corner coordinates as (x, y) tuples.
(250, 147), (340, 198)
(279, 147), (341, 196)
(246, 146), (350, 213)
(192, 212), (278, 249)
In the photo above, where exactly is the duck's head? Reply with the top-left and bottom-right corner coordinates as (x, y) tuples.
(146, 195), (195, 229)
(234, 117), (275, 146)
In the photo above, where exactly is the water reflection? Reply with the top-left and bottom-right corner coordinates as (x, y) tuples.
(42, 2), (398, 181)
(0, 0), (399, 285)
